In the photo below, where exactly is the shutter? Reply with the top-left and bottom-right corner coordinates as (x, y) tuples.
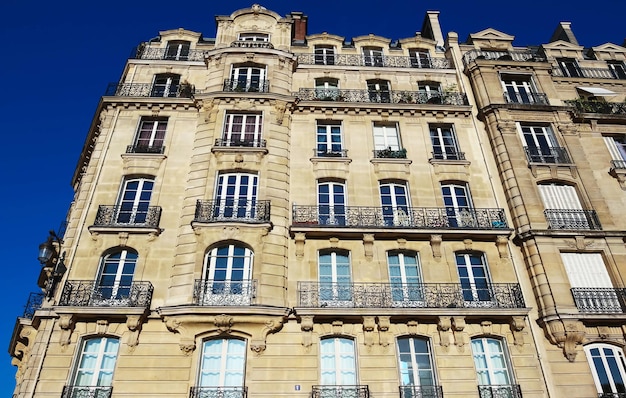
(538, 184), (583, 210)
(562, 253), (613, 288)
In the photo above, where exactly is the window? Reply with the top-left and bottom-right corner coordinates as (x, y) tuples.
(557, 57), (582, 77)
(316, 121), (343, 157)
(604, 135), (626, 166)
(238, 32), (269, 42)
(97, 249), (137, 302)
(214, 173), (258, 220)
(315, 78), (339, 100)
(585, 344), (626, 395)
(380, 181), (410, 226)
(222, 113), (263, 146)
(315, 45), (335, 65)
(318, 181), (346, 226)
(397, 337), (437, 396)
(519, 124), (568, 163)
(441, 183), (474, 228)
(471, 338), (514, 388)
(373, 123), (401, 151)
(199, 339), (246, 390)
(165, 40), (190, 60)
(363, 46), (384, 66)
(409, 49), (431, 68)
(608, 61), (626, 79)
(70, 337), (119, 395)
(430, 124), (462, 160)
(203, 244), (253, 302)
(320, 337), (357, 385)
(151, 73), (180, 97)
(229, 64), (266, 92)
(501, 74), (538, 104)
(456, 252), (492, 303)
(538, 183), (592, 229)
(318, 250), (352, 305)
(367, 79), (391, 103)
(562, 253), (620, 312)
(116, 177), (154, 224)
(131, 118), (167, 153)
(388, 251), (422, 304)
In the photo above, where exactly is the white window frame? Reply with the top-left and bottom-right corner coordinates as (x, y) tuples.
(604, 135), (626, 161)
(116, 177), (154, 224)
(557, 58), (582, 77)
(134, 117), (167, 151)
(314, 45), (336, 65)
(199, 339), (246, 387)
(202, 244), (253, 303)
(72, 337), (120, 388)
(500, 73), (537, 104)
(388, 251), (423, 304)
(97, 249), (137, 301)
(409, 49), (431, 68)
(238, 33), (269, 42)
(165, 40), (191, 60)
(214, 173), (258, 220)
(367, 79), (391, 103)
(430, 124), (461, 160)
(608, 61), (626, 79)
(315, 78), (340, 100)
(230, 65), (266, 92)
(441, 183), (474, 227)
(379, 181), (410, 226)
(471, 337), (514, 386)
(222, 113), (263, 146)
(318, 250), (352, 305)
(518, 124), (561, 163)
(456, 252), (493, 303)
(152, 73), (180, 97)
(316, 121), (343, 156)
(397, 337), (436, 388)
(585, 343), (626, 395)
(373, 123), (401, 151)
(320, 337), (357, 385)
(362, 47), (384, 66)
(317, 181), (346, 225)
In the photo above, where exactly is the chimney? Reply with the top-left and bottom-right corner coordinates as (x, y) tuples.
(549, 22), (579, 45)
(289, 12), (308, 45)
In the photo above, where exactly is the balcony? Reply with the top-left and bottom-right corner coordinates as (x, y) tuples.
(193, 279), (257, 306)
(222, 79), (269, 93)
(21, 292), (44, 319)
(292, 205), (508, 230)
(600, 393), (626, 398)
(297, 53), (451, 69)
(431, 151), (466, 161)
(544, 209), (602, 230)
(58, 281), (153, 308)
(314, 149), (349, 158)
(92, 205), (162, 228)
(296, 88), (468, 106)
(566, 99), (626, 116)
(190, 387), (247, 398)
(132, 46), (206, 61)
(504, 92), (549, 105)
(553, 66), (618, 79)
(612, 160), (626, 170)
(105, 82), (194, 98)
(311, 385), (369, 398)
(297, 282), (525, 309)
(571, 288), (626, 313)
(478, 385), (522, 398)
(373, 148), (407, 159)
(214, 138), (267, 148)
(463, 49), (545, 65)
(62, 386), (112, 398)
(194, 200), (271, 224)
(230, 40), (273, 49)
(523, 146), (572, 164)
(126, 144), (165, 154)
(399, 385), (444, 398)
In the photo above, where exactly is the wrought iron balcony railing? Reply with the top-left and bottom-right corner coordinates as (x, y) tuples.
(504, 92), (549, 105)
(612, 160), (626, 170)
(132, 46), (206, 61)
(194, 199), (271, 223)
(314, 149), (349, 158)
(478, 384), (522, 398)
(463, 49), (545, 65)
(599, 393), (626, 398)
(62, 386), (113, 398)
(553, 66), (618, 79)
(190, 386), (247, 398)
(312, 385), (369, 398)
(399, 385), (444, 398)
(126, 144), (165, 154)
(566, 100), (626, 116)
(297, 53), (451, 69)
(292, 205), (508, 230)
(58, 281), (153, 308)
(571, 288), (626, 313)
(296, 88), (469, 106)
(105, 82), (194, 98)
(523, 146), (572, 164)
(544, 209), (602, 230)
(431, 151), (466, 161)
(298, 282), (525, 309)
(93, 205), (162, 228)
(193, 279), (257, 306)
(230, 40), (273, 49)
(214, 138), (267, 148)
(373, 148), (407, 159)
(222, 79), (270, 93)
(21, 292), (44, 319)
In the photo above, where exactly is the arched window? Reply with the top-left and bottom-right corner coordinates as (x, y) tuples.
(198, 244), (254, 306)
(214, 172), (258, 220)
(318, 250), (352, 305)
(397, 336), (438, 397)
(441, 182), (474, 228)
(379, 181), (410, 226)
(585, 343), (626, 395)
(471, 337), (518, 397)
(69, 337), (120, 396)
(97, 249), (137, 302)
(151, 73), (180, 97)
(229, 63), (266, 92)
(317, 180), (346, 226)
(116, 177), (154, 225)
(198, 339), (246, 392)
(320, 337), (357, 385)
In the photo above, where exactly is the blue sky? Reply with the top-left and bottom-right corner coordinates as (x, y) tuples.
(2, 0), (625, 394)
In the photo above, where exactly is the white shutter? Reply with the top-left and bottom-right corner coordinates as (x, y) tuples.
(538, 184), (583, 210)
(562, 253), (613, 288)
(604, 136), (622, 160)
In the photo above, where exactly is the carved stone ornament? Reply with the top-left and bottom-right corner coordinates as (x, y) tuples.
(510, 317), (526, 347)
(59, 314), (75, 347)
(125, 315), (143, 348)
(363, 234), (375, 260)
(496, 235), (509, 258)
(378, 316), (391, 347)
(430, 235), (442, 260)
(295, 233), (306, 258)
(547, 319), (586, 362)
(300, 315), (314, 349)
(332, 320), (343, 335)
(215, 314), (234, 333)
(437, 317), (451, 347)
(452, 317), (466, 348)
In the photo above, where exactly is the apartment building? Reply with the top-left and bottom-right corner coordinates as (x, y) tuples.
(14, 3), (626, 398)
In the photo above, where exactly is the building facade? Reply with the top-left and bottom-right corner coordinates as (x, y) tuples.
(9, 4), (626, 398)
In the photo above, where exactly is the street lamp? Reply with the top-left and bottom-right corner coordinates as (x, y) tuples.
(37, 230), (66, 298)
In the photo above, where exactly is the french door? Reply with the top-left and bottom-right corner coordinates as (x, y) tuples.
(214, 173), (258, 220)
(116, 178), (154, 224)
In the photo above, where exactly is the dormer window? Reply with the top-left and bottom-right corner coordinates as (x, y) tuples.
(557, 58), (582, 78)
(238, 33), (269, 42)
(608, 61), (626, 80)
(314, 45), (335, 65)
(363, 47), (384, 67)
(165, 41), (190, 61)
(409, 49), (431, 68)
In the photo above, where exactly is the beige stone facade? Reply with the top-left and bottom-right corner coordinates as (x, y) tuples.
(10, 4), (626, 398)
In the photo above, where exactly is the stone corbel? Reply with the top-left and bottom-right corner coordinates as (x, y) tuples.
(274, 101), (287, 125)
(300, 315), (314, 349)
(378, 316), (390, 347)
(430, 235), (442, 260)
(58, 314), (75, 347)
(295, 233), (306, 258)
(125, 315), (143, 348)
(463, 239), (473, 251)
(407, 320), (419, 335)
(496, 235), (509, 258)
(437, 317), (451, 347)
(510, 317), (526, 347)
(363, 316), (376, 347)
(251, 318), (285, 355)
(497, 120), (517, 134)
(165, 317), (196, 355)
(215, 314), (234, 334)
(117, 232), (129, 247)
(546, 319), (585, 362)
(452, 317), (466, 348)
(96, 320), (109, 335)
(480, 321), (492, 336)
(362, 234), (374, 260)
